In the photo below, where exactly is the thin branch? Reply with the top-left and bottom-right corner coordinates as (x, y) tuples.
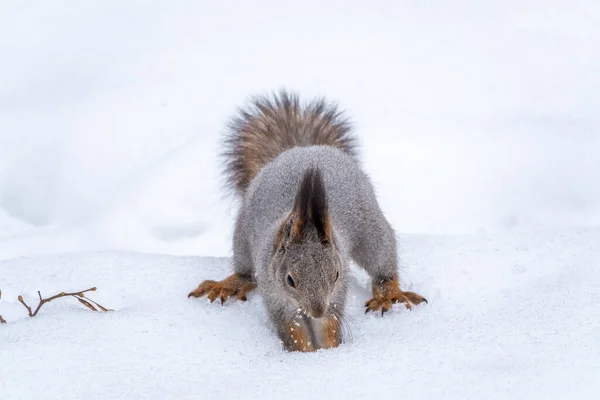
(17, 287), (111, 318)
(81, 295), (110, 312)
(76, 297), (98, 312)
(18, 295), (33, 316)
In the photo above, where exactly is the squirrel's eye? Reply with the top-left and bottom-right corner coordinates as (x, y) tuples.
(335, 271), (339, 282)
(287, 274), (296, 288)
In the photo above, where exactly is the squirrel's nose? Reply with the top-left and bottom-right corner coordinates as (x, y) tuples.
(309, 304), (325, 319)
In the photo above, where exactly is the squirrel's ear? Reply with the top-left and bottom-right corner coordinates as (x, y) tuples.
(273, 215), (294, 253)
(310, 169), (333, 245)
(291, 168), (332, 244)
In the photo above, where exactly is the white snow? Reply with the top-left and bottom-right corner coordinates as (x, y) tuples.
(1, 229), (599, 399)
(1, 1), (600, 399)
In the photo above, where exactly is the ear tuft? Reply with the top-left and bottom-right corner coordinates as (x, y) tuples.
(291, 167), (333, 244)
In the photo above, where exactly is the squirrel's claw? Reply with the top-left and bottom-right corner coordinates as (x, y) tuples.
(365, 296), (417, 315)
(365, 278), (427, 316)
(188, 280), (216, 298)
(188, 273), (257, 305)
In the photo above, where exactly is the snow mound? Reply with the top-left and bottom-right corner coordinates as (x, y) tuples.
(1, 228), (598, 399)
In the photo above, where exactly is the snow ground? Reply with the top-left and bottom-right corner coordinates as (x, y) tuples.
(1, 1), (600, 399)
(1, 228), (599, 399)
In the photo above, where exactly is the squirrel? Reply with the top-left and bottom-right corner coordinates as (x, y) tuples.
(188, 90), (427, 352)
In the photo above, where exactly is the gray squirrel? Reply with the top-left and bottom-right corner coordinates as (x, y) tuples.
(188, 90), (427, 352)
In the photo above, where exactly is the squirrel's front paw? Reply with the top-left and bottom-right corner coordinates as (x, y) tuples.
(365, 278), (427, 316)
(188, 273), (257, 304)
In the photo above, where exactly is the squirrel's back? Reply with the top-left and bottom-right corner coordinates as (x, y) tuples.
(222, 90), (358, 196)
(245, 145), (384, 252)
(221, 90), (395, 278)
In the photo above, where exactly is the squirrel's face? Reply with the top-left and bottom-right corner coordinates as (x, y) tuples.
(272, 240), (342, 319)
(271, 167), (344, 319)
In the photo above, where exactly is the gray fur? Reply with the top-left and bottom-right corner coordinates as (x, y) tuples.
(233, 146), (398, 347)
(221, 91), (401, 350)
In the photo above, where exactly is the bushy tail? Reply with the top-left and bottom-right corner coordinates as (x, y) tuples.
(222, 90), (358, 195)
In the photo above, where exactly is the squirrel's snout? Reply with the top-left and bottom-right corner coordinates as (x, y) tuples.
(308, 304), (326, 319)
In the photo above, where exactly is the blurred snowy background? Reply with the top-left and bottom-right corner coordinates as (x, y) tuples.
(2, 3), (600, 399)
(1, 0), (599, 261)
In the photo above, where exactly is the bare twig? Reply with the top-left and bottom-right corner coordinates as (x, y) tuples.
(17, 287), (111, 318)
(18, 295), (33, 316)
(76, 297), (98, 312)
(80, 295), (110, 312)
